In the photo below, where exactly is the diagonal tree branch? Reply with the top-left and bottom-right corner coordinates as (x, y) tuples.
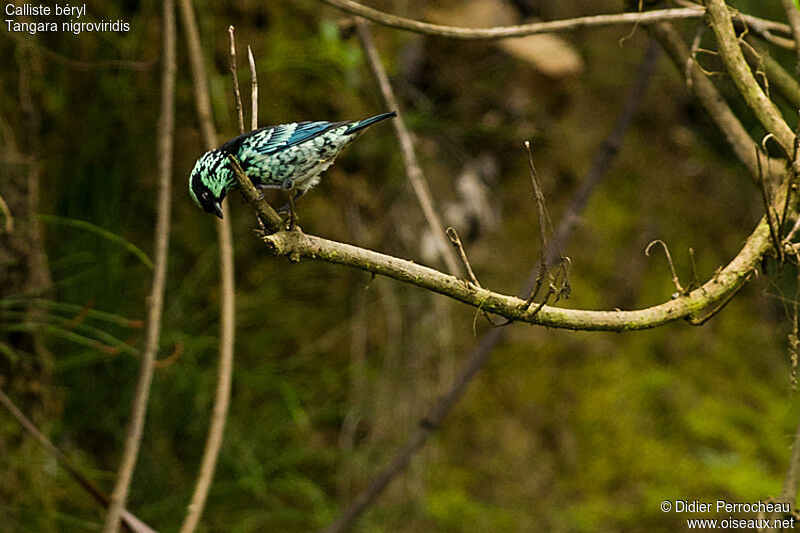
(704, 0), (794, 153)
(102, 1), (177, 531)
(354, 20), (462, 276)
(177, 0), (237, 531)
(648, 22), (780, 181)
(0, 387), (156, 533)
(317, 0), (790, 42)
(743, 40), (800, 111)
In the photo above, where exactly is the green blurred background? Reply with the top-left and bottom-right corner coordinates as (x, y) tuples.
(2, 0), (799, 531)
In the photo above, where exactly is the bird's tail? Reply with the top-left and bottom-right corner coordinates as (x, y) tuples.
(344, 111), (397, 134)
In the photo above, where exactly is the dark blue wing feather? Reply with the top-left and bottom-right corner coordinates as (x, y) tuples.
(254, 121), (347, 155)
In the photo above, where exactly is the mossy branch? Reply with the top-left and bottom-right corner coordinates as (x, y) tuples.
(704, 0), (794, 153)
(232, 160), (775, 332)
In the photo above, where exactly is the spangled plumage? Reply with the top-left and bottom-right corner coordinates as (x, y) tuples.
(189, 111), (396, 218)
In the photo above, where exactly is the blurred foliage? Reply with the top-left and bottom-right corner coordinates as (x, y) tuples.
(2, 0), (800, 531)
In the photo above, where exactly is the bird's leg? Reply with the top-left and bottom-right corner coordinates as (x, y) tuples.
(278, 179), (297, 230)
(287, 192), (296, 230)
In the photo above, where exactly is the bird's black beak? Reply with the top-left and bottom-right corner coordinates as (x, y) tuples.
(212, 202), (223, 219)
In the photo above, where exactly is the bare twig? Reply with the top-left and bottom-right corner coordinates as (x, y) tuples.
(645, 240), (685, 294)
(247, 46), (258, 130)
(177, 0), (237, 531)
(445, 227), (480, 287)
(755, 148), (783, 260)
(0, 387), (156, 533)
(523, 141), (556, 307)
(318, 0), (790, 42)
(685, 23), (705, 91)
(228, 26), (245, 134)
(743, 40), (800, 111)
(688, 248), (700, 290)
(103, 2), (176, 531)
(354, 20), (462, 276)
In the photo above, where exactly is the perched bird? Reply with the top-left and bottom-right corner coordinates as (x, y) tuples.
(190, 111), (397, 218)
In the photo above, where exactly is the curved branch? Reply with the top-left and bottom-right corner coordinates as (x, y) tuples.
(260, 221), (764, 331)
(233, 161), (773, 332)
(316, 0), (790, 42)
(704, 0), (794, 153)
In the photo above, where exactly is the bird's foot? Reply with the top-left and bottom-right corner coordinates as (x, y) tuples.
(278, 204), (298, 231)
(255, 215), (267, 235)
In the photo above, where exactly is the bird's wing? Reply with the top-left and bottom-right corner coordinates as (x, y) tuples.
(251, 121), (347, 155)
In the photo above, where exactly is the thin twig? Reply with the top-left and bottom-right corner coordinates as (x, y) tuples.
(645, 240), (685, 294)
(743, 39), (800, 112)
(445, 227), (480, 287)
(523, 141), (554, 307)
(247, 46), (258, 130)
(755, 148), (783, 260)
(318, 0), (790, 42)
(177, 0), (237, 531)
(228, 26), (245, 134)
(0, 387), (156, 533)
(685, 23), (705, 91)
(354, 20), (462, 276)
(688, 247), (700, 290)
(103, 2), (176, 531)
(319, 43), (659, 532)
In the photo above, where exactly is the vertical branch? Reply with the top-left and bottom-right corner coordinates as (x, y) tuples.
(102, 1), (176, 532)
(177, 1), (237, 531)
(228, 26), (245, 133)
(780, 0), (800, 70)
(354, 20), (462, 276)
(704, 0), (794, 152)
(248, 46), (258, 130)
(0, 387), (157, 533)
(322, 40), (660, 533)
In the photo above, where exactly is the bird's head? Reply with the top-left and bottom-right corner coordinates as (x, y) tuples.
(189, 150), (230, 219)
